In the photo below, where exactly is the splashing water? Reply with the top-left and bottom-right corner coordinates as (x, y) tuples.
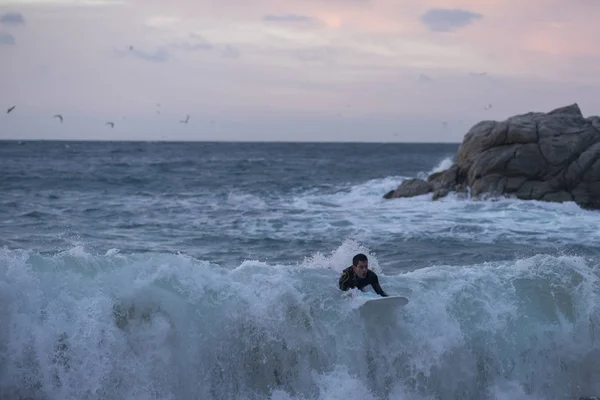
(2, 245), (600, 400)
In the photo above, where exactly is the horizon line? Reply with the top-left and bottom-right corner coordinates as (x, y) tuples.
(0, 139), (462, 145)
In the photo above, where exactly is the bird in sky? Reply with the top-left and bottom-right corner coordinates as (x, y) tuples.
(7, 105), (15, 114)
(53, 114), (63, 123)
(180, 115), (190, 124)
(106, 122), (114, 128)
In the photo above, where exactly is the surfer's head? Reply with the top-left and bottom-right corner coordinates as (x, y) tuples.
(352, 253), (368, 279)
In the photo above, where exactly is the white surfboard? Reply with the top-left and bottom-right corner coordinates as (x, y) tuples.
(358, 295), (409, 312)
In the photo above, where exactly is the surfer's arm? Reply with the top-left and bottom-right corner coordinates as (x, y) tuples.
(339, 271), (352, 291)
(370, 274), (388, 297)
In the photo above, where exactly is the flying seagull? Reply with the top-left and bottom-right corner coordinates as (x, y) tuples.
(180, 115), (190, 124)
(53, 114), (63, 123)
(7, 105), (15, 114)
(106, 122), (114, 128)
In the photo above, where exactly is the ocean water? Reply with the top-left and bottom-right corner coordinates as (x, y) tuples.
(1, 140), (600, 400)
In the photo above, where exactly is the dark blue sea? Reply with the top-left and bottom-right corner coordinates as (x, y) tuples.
(1, 140), (600, 400)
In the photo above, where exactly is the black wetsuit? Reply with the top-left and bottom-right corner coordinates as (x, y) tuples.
(338, 266), (388, 297)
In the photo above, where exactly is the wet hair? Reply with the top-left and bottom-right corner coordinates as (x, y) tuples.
(352, 253), (368, 266)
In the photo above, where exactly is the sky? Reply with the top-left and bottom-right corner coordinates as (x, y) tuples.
(1, 0), (599, 142)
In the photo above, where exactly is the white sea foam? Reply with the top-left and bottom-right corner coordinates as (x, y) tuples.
(210, 175), (600, 248)
(416, 156), (455, 180)
(1, 246), (600, 400)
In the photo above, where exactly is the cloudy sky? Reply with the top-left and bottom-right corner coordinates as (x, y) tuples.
(1, 0), (599, 142)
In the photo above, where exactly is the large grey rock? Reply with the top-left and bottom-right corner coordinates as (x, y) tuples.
(385, 103), (600, 209)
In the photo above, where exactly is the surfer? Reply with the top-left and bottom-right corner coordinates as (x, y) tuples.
(338, 253), (388, 297)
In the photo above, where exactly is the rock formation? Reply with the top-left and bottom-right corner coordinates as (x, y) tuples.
(384, 103), (600, 209)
